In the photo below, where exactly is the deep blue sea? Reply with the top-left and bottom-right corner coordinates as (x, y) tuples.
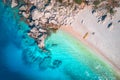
(0, 1), (119, 80)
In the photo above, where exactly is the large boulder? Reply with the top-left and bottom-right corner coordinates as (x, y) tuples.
(22, 12), (30, 18)
(11, 0), (18, 8)
(19, 5), (27, 11)
(32, 9), (43, 20)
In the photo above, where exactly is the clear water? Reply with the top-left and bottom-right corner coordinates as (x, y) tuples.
(0, 1), (119, 80)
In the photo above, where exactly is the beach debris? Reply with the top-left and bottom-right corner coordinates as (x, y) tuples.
(83, 32), (89, 39)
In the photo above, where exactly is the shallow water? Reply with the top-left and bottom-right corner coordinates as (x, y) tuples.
(0, 1), (119, 80)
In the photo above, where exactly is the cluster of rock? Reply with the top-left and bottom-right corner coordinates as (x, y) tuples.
(17, 0), (82, 49)
(9, 0), (120, 49)
(92, 8), (114, 29)
(91, 0), (120, 29)
(23, 48), (62, 70)
(92, 9), (108, 23)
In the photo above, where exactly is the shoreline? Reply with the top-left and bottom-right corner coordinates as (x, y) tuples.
(60, 26), (120, 76)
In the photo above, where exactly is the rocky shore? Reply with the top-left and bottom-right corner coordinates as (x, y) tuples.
(16, 0), (83, 49)
(9, 0), (120, 50)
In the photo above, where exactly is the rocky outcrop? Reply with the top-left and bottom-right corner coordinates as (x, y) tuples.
(9, 0), (119, 50)
(18, 0), (82, 49)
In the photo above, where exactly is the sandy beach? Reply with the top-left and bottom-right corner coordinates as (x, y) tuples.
(60, 25), (120, 76)
(61, 7), (120, 74)
(60, 7), (120, 74)
(60, 5), (120, 75)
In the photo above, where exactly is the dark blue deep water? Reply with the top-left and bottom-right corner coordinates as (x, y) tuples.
(0, 2), (31, 80)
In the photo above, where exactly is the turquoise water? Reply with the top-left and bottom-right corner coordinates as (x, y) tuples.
(0, 1), (119, 80)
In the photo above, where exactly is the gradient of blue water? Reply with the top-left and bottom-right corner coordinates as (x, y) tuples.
(0, 1), (118, 80)
(0, 2), (67, 80)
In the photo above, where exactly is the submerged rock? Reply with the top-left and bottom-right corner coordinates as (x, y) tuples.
(39, 56), (52, 70)
(22, 47), (44, 66)
(50, 60), (62, 69)
(22, 48), (34, 64)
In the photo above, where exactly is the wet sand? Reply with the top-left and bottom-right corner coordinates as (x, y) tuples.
(60, 26), (120, 76)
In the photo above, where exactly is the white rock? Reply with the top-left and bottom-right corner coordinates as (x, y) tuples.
(38, 34), (47, 48)
(19, 5), (27, 11)
(32, 10), (43, 20)
(18, 11), (22, 14)
(39, 28), (46, 33)
(45, 5), (53, 10)
(22, 12), (29, 18)
(41, 18), (47, 24)
(34, 20), (39, 26)
(11, 0), (18, 8)
(29, 21), (34, 26)
(69, 0), (74, 3)
(50, 20), (57, 24)
(44, 12), (51, 18)
(30, 27), (37, 32)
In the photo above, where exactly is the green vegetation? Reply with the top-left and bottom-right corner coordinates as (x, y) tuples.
(57, 0), (120, 15)
(57, 0), (84, 4)
(92, 0), (120, 15)
(107, 7), (116, 15)
(109, 8), (114, 14)
(93, 0), (100, 6)
(58, 0), (62, 3)
(74, 0), (83, 4)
